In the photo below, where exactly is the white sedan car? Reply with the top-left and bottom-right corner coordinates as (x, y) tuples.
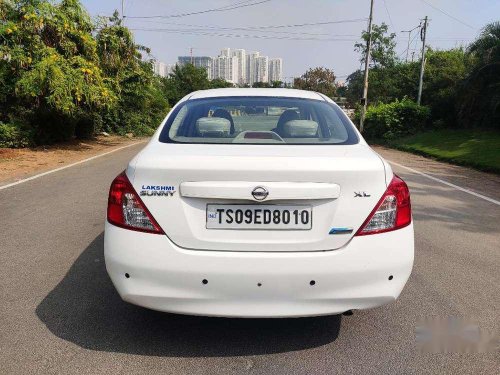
(104, 88), (414, 318)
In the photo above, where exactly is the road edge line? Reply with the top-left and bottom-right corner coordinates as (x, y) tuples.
(0, 140), (146, 191)
(388, 159), (500, 206)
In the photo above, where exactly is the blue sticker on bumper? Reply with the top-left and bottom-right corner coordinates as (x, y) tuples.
(329, 227), (354, 235)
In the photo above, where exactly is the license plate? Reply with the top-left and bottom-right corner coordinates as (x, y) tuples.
(206, 204), (312, 230)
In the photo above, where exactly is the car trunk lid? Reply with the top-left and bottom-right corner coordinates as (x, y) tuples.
(130, 142), (387, 252)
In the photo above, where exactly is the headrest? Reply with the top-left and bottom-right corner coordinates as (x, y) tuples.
(282, 120), (319, 137)
(276, 109), (299, 129)
(196, 117), (231, 137)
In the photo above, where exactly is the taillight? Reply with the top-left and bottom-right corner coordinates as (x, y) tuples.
(107, 172), (164, 234)
(355, 175), (411, 236)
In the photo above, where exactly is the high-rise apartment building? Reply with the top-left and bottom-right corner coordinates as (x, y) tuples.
(176, 48), (283, 85)
(177, 56), (213, 78)
(256, 56), (269, 83)
(153, 61), (170, 77)
(246, 51), (260, 86)
(212, 48), (246, 84)
(220, 48), (231, 57)
(231, 49), (246, 85)
(211, 54), (239, 83)
(268, 58), (283, 83)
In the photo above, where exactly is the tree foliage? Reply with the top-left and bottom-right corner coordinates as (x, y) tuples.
(1, 0), (116, 142)
(457, 21), (500, 128)
(162, 63), (235, 104)
(355, 23), (397, 68)
(468, 21), (500, 66)
(347, 46), (475, 129)
(252, 81), (270, 88)
(251, 81), (284, 88)
(347, 20), (499, 132)
(0, 1), (170, 145)
(163, 63), (211, 104)
(424, 48), (474, 126)
(211, 77), (234, 89)
(346, 62), (420, 106)
(95, 12), (168, 137)
(293, 67), (336, 97)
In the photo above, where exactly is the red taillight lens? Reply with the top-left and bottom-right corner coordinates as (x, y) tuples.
(355, 175), (412, 236)
(107, 172), (164, 234)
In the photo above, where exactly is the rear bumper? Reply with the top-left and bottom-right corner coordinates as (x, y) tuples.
(104, 222), (414, 317)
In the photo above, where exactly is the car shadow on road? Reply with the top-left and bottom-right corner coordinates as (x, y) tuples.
(36, 233), (341, 357)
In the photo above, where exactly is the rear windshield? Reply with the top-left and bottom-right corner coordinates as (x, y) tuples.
(159, 96), (358, 145)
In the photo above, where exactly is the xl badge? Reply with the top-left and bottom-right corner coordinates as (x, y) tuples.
(140, 185), (176, 197)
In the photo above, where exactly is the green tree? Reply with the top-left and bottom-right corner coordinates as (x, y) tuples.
(423, 48), (473, 126)
(293, 67), (337, 97)
(355, 23), (397, 68)
(347, 22), (406, 108)
(210, 77), (233, 89)
(96, 11), (137, 77)
(252, 81), (271, 88)
(0, 0), (115, 143)
(270, 80), (283, 88)
(95, 12), (168, 136)
(163, 63), (211, 104)
(346, 48), (472, 127)
(346, 61), (420, 106)
(335, 84), (347, 98)
(468, 21), (500, 66)
(458, 21), (500, 128)
(346, 19), (499, 131)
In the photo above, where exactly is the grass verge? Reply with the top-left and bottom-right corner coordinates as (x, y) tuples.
(388, 129), (500, 174)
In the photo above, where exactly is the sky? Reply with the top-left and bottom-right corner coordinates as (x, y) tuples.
(82, 0), (500, 81)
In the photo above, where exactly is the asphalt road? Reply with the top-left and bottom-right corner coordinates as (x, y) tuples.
(1, 143), (498, 374)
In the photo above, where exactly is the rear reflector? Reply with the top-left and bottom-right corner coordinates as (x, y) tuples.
(355, 175), (411, 236)
(107, 172), (164, 234)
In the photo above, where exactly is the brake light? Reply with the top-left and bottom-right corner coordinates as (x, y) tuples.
(355, 175), (411, 236)
(107, 172), (164, 234)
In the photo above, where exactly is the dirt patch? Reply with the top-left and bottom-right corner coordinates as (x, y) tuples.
(0, 135), (147, 185)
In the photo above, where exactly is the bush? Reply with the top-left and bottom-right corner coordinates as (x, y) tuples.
(31, 108), (76, 145)
(363, 99), (431, 140)
(118, 111), (157, 136)
(0, 122), (32, 148)
(1, 2), (169, 148)
(75, 111), (103, 139)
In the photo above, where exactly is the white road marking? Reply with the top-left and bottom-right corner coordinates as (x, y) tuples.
(388, 160), (500, 206)
(0, 141), (146, 191)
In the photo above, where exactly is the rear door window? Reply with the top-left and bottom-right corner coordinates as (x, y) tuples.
(160, 96), (358, 145)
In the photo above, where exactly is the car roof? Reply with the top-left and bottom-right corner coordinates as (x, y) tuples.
(187, 88), (327, 101)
